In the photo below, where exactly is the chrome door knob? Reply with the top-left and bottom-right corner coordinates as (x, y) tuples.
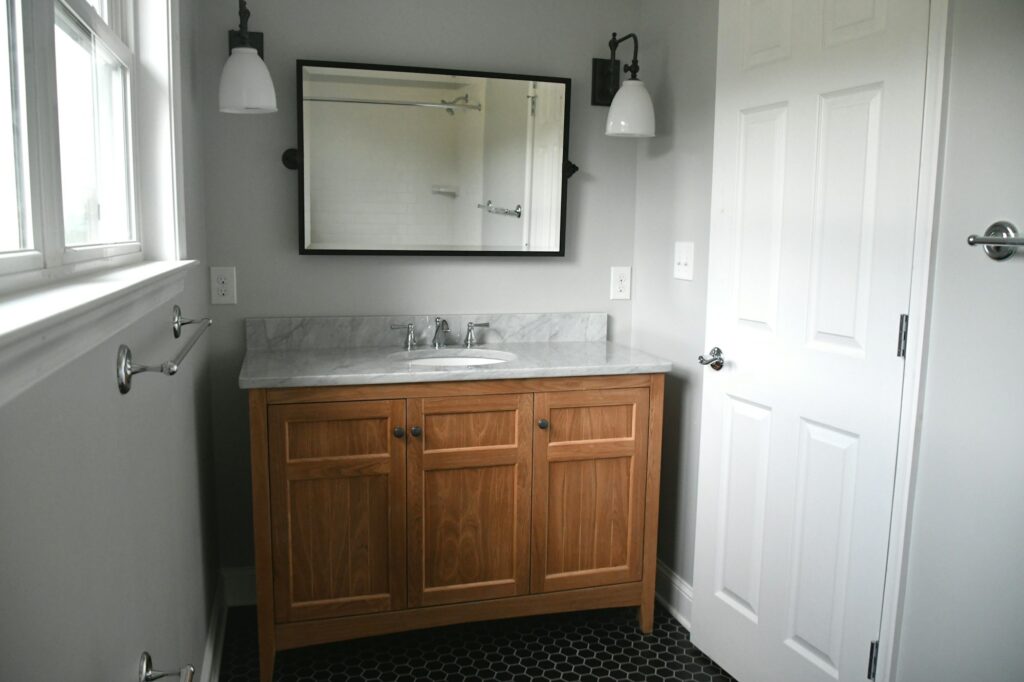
(698, 347), (725, 371)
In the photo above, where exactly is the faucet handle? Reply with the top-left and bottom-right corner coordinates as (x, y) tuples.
(390, 323), (416, 351)
(464, 321), (490, 348)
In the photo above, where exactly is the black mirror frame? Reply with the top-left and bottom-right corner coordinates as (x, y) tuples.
(292, 59), (573, 257)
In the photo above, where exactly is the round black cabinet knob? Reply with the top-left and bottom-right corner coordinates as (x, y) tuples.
(410, 426), (423, 437)
(393, 426), (405, 438)
(538, 419), (549, 430)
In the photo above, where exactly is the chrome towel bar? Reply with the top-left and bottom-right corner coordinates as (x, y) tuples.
(117, 305), (212, 395)
(967, 220), (1021, 260)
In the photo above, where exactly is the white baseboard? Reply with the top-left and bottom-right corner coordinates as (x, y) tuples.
(222, 566), (257, 606)
(198, 577), (227, 682)
(198, 567), (257, 682)
(655, 559), (694, 631)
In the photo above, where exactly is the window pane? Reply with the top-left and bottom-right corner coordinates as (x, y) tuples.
(84, 0), (107, 22)
(55, 4), (133, 247)
(1, 0), (28, 253)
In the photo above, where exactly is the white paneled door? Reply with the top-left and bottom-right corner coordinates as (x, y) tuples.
(692, 1), (932, 681)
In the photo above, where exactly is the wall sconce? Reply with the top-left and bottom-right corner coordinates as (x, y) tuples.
(591, 32), (655, 138)
(219, 0), (277, 114)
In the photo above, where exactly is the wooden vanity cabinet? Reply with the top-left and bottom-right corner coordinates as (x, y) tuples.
(249, 375), (664, 682)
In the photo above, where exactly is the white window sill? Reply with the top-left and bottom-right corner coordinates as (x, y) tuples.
(0, 260), (197, 408)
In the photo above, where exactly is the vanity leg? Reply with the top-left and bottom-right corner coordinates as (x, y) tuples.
(250, 389), (277, 682)
(639, 599), (655, 634)
(639, 373), (664, 635)
(258, 642), (275, 682)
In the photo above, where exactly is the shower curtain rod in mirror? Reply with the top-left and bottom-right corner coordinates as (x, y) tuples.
(303, 96), (483, 112)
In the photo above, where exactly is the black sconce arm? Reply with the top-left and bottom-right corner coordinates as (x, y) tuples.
(237, 0), (251, 45)
(608, 32), (641, 80)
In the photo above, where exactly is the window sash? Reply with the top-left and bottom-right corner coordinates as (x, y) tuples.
(1, 0), (32, 258)
(60, 0), (130, 64)
(54, 2), (137, 250)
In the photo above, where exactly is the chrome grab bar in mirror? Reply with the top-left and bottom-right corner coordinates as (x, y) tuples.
(117, 306), (213, 395)
(967, 221), (1021, 260)
(139, 652), (194, 682)
(477, 200), (523, 218)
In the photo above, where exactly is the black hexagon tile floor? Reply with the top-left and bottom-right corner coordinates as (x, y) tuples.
(218, 605), (737, 681)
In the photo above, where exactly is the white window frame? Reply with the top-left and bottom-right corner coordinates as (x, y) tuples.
(0, 0), (175, 292)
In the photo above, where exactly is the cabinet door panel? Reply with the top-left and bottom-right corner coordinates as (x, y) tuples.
(269, 400), (406, 622)
(408, 394), (532, 607)
(533, 388), (649, 592)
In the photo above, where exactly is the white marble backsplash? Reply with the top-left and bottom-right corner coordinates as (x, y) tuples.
(245, 313), (608, 351)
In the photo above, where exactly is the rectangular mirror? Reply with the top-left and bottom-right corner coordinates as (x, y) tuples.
(296, 60), (571, 256)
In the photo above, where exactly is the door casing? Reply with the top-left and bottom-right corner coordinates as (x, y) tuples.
(874, 2), (950, 680)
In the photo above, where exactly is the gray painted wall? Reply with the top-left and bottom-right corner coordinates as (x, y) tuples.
(198, 0), (645, 567)
(895, 2), (1024, 679)
(631, 0), (718, 587)
(0, 0), (214, 678)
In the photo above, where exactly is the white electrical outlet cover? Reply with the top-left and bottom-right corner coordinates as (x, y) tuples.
(674, 241), (695, 280)
(610, 266), (631, 300)
(210, 266), (237, 305)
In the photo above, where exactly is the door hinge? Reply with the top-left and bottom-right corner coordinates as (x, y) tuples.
(896, 314), (909, 358)
(867, 640), (880, 679)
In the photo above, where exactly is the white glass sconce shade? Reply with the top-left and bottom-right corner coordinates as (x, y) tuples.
(219, 47), (277, 114)
(605, 80), (655, 137)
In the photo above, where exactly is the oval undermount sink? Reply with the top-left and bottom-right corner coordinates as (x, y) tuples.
(408, 356), (507, 367)
(390, 349), (517, 368)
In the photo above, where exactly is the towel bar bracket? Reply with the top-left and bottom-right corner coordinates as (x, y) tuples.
(967, 221), (1021, 260)
(139, 652), (194, 682)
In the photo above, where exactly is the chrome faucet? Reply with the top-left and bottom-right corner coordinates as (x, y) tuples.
(463, 321), (490, 348)
(432, 317), (450, 349)
(390, 322), (417, 351)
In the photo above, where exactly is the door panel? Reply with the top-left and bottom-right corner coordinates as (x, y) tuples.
(532, 388), (649, 593)
(407, 394), (532, 607)
(692, 1), (931, 680)
(806, 84), (882, 354)
(715, 395), (773, 622)
(735, 102), (787, 333)
(784, 419), (860, 675)
(269, 400), (406, 622)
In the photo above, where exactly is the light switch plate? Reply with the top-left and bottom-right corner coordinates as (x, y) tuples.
(210, 266), (237, 305)
(610, 266), (631, 300)
(674, 241), (695, 280)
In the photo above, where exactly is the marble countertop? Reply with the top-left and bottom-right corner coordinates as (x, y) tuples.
(238, 341), (671, 389)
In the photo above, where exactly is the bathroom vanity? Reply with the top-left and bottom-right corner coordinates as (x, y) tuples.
(240, 314), (670, 681)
